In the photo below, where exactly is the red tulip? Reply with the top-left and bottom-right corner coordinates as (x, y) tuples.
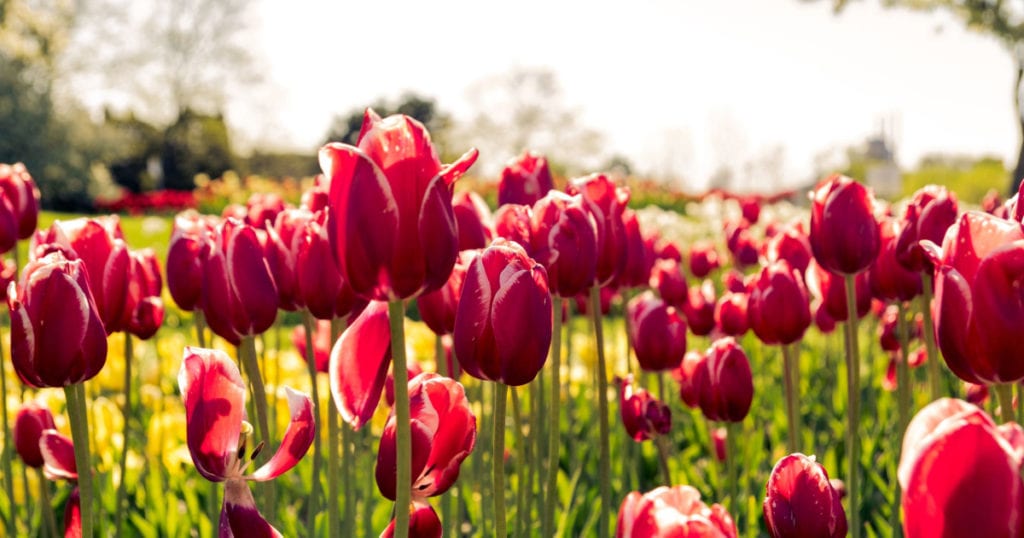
(569, 173), (630, 286)
(245, 192), (286, 230)
(739, 196), (761, 224)
(179, 347), (315, 537)
(124, 248), (164, 339)
(764, 222), (812, 274)
(656, 240), (683, 263)
(805, 260), (870, 322)
(747, 260), (811, 345)
(809, 174), (880, 275)
(763, 453), (847, 538)
(675, 350), (706, 409)
(382, 499), (442, 538)
(301, 174), (330, 214)
(40, 429), (77, 482)
(167, 211), (216, 311)
(616, 209), (651, 289)
(492, 204), (533, 254)
(965, 382), (990, 406)
(713, 427), (727, 462)
(453, 241), (552, 386)
(813, 299), (837, 334)
(0, 190), (17, 255)
(725, 221), (759, 268)
(416, 251), (472, 336)
(895, 185), (958, 273)
(627, 291), (687, 372)
(529, 191), (598, 298)
(65, 487), (82, 538)
(714, 292), (749, 337)
(899, 398), (1023, 537)
(13, 401), (56, 468)
(0, 162), (40, 240)
(618, 374), (671, 442)
(292, 319), (332, 374)
(330, 301), (392, 430)
(384, 359), (425, 408)
(721, 269), (747, 294)
(8, 252), (107, 387)
(695, 338), (754, 423)
(923, 210), (1024, 384)
(320, 110), (478, 302)
(688, 241), (720, 279)
(453, 191), (493, 250)
(683, 280), (717, 337)
(869, 217), (922, 302)
(264, 208), (315, 312)
(294, 211), (362, 320)
(616, 485), (737, 538)
(650, 258), (687, 308)
(376, 373), (476, 501)
(498, 150), (554, 207)
(200, 218), (279, 345)
(0, 257), (15, 301)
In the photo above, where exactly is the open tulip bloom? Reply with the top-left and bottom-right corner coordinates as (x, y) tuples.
(179, 347), (315, 537)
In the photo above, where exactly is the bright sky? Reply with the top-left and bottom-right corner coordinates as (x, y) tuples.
(251, 0), (1017, 191)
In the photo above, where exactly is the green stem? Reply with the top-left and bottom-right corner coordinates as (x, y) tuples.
(388, 300), (411, 538)
(435, 333), (448, 377)
(655, 435), (672, 486)
(300, 312), (322, 533)
(589, 285), (611, 538)
(114, 334), (134, 538)
(64, 383), (94, 538)
(896, 304), (912, 436)
(0, 322), (16, 538)
(510, 387), (526, 537)
(996, 383), (1017, 424)
(921, 273), (942, 400)
(341, 414), (353, 537)
(38, 468), (57, 538)
(780, 343), (800, 454)
(543, 297), (563, 538)
(238, 335), (273, 512)
(493, 383), (509, 538)
(726, 421), (740, 514)
(194, 310), (207, 349)
(327, 395), (341, 538)
(842, 274), (861, 538)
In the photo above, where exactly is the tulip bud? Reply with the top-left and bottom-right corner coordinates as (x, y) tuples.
(696, 338), (754, 422)
(13, 401), (56, 468)
(167, 210), (215, 311)
(618, 375), (671, 442)
(809, 174), (880, 275)
(529, 192), (597, 298)
(498, 150), (554, 207)
(0, 162), (40, 240)
(763, 453), (847, 538)
(748, 260), (811, 345)
(649, 258), (687, 308)
(453, 191), (493, 250)
(688, 241), (720, 279)
(895, 185), (958, 273)
(627, 292), (687, 372)
(714, 292), (749, 337)
(569, 173), (630, 287)
(682, 280), (717, 336)
(454, 241), (552, 386)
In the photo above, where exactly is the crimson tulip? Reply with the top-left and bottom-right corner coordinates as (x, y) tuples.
(713, 427), (728, 462)
(748, 260), (811, 345)
(725, 221), (759, 268)
(763, 453), (847, 538)
(200, 218), (278, 346)
(809, 174), (880, 275)
(8, 252), (107, 387)
(292, 319), (332, 373)
(376, 373), (476, 500)
(0, 257), (15, 301)
(498, 150), (554, 207)
(384, 359), (425, 408)
(627, 291), (687, 372)
(0, 162), (40, 239)
(675, 350), (705, 409)
(301, 174), (331, 214)
(179, 346), (315, 537)
(382, 500), (442, 538)
(492, 204), (533, 254)
(688, 241), (720, 279)
(656, 239), (683, 263)
(529, 191), (598, 298)
(13, 401), (55, 468)
(695, 338), (754, 423)
(683, 279), (717, 336)
(616, 485), (737, 538)
(123, 248), (164, 339)
(805, 260), (870, 322)
(878, 304), (901, 352)
(569, 173), (629, 286)
(739, 196), (761, 224)
(813, 300), (836, 334)
(899, 398), (1023, 537)
(320, 110), (478, 302)
(618, 374), (671, 441)
(330, 301), (392, 429)
(616, 208), (651, 289)
(650, 258), (687, 308)
(453, 241), (552, 386)
(245, 192), (285, 229)
(869, 217), (922, 302)
(895, 184), (958, 273)
(264, 208), (315, 312)
(764, 222), (812, 274)
(167, 210), (216, 311)
(453, 190), (493, 250)
(416, 251), (472, 336)
(294, 211), (362, 320)
(714, 291), (749, 337)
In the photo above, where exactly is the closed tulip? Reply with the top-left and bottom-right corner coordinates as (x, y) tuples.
(453, 190), (493, 250)
(809, 174), (880, 275)
(529, 191), (598, 298)
(320, 110), (478, 302)
(764, 222), (812, 274)
(923, 211), (1024, 384)
(492, 204), (533, 254)
(124, 248), (164, 340)
(714, 292), (749, 337)
(13, 401), (56, 468)
(725, 221), (759, 268)
(0, 162), (40, 240)
(498, 150), (554, 207)
(748, 260), (811, 346)
(618, 374), (671, 442)
(295, 211), (362, 321)
(616, 485), (737, 538)
(869, 217), (922, 302)
(627, 291), (687, 372)
(805, 260), (871, 322)
(8, 252), (107, 387)
(416, 251), (473, 336)
(675, 350), (706, 409)
(569, 173), (630, 286)
(453, 241), (552, 386)
(689, 241), (721, 279)
(376, 373), (476, 501)
(616, 209), (651, 289)
(650, 258), (687, 308)
(895, 185), (958, 273)
(166, 210), (215, 311)
(683, 279), (717, 337)
(264, 207), (315, 312)
(301, 174), (331, 214)
(763, 453), (847, 538)
(695, 338), (754, 422)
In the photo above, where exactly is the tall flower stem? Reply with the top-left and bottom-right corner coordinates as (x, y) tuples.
(300, 312), (322, 532)
(238, 334), (272, 509)
(194, 310), (207, 348)
(995, 383), (1017, 425)
(37, 468), (57, 538)
(510, 387), (527, 535)
(327, 397), (341, 538)
(589, 284), (611, 538)
(493, 382), (509, 538)
(387, 299), (412, 538)
(842, 274), (862, 538)
(0, 320), (16, 537)
(543, 297), (563, 537)
(114, 334), (134, 538)
(895, 304), (912, 435)
(655, 435), (672, 485)
(780, 343), (801, 453)
(64, 383), (94, 538)
(726, 421), (740, 514)
(921, 273), (941, 400)
(434, 333), (456, 533)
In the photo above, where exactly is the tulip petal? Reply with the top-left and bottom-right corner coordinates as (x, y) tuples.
(178, 347), (245, 482)
(414, 176), (458, 296)
(416, 376), (476, 497)
(219, 479), (282, 538)
(227, 225), (279, 335)
(968, 242), (1024, 383)
(248, 387), (315, 481)
(491, 265), (552, 386)
(28, 270), (92, 386)
(381, 499), (443, 538)
(931, 267), (981, 384)
(898, 398), (983, 490)
(329, 301), (392, 430)
(64, 486), (82, 538)
(40, 429), (77, 481)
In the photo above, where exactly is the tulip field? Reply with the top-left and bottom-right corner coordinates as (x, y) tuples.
(0, 113), (1022, 538)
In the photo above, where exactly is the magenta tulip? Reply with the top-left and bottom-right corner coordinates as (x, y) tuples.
(714, 291), (749, 337)
(695, 338), (754, 423)
(747, 260), (811, 346)
(683, 279), (717, 337)
(763, 453), (847, 538)
(0, 162), (40, 239)
(529, 191), (598, 298)
(650, 258), (687, 308)
(569, 173), (630, 286)
(688, 241), (721, 279)
(809, 174), (880, 275)
(13, 401), (56, 468)
(627, 291), (687, 372)
(453, 190), (493, 250)
(618, 374), (671, 442)
(498, 150), (554, 207)
(616, 485), (737, 538)
(167, 210), (216, 311)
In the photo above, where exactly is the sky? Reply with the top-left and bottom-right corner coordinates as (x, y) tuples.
(247, 0), (1017, 192)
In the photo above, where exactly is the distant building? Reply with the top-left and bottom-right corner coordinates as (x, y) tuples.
(864, 119), (902, 200)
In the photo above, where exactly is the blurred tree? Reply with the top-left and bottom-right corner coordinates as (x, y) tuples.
(808, 0), (1024, 193)
(325, 92), (453, 152)
(161, 109), (236, 191)
(102, 110), (163, 193)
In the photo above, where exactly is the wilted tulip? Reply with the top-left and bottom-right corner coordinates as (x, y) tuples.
(714, 292), (749, 337)
(868, 217), (922, 302)
(320, 109), (478, 302)
(179, 347), (315, 537)
(452, 190), (493, 250)
(454, 241), (551, 386)
(682, 280), (717, 337)
(764, 222), (812, 274)
(376, 373), (476, 501)
(688, 241), (720, 279)
(0, 162), (40, 240)
(498, 150), (554, 207)
(13, 401), (56, 468)
(529, 191), (597, 298)
(809, 174), (880, 275)
(747, 260), (811, 345)
(627, 292), (687, 372)
(616, 485), (737, 538)
(763, 453), (847, 538)
(695, 338), (754, 423)
(166, 211), (215, 311)
(895, 185), (958, 273)
(650, 258), (687, 308)
(618, 375), (671, 442)
(8, 252), (107, 387)
(416, 251), (473, 336)
(569, 173), (630, 286)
